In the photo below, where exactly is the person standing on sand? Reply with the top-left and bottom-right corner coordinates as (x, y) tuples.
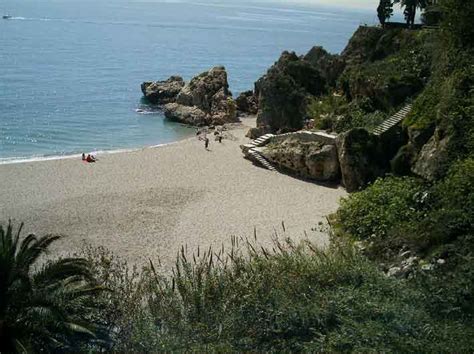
(205, 137), (209, 150)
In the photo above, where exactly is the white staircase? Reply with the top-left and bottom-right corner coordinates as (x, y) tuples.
(248, 149), (276, 171)
(373, 104), (412, 136)
(241, 134), (276, 171)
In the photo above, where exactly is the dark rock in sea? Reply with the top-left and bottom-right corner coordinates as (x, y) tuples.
(141, 76), (185, 104)
(141, 67), (238, 126)
(158, 67), (238, 126)
(163, 103), (209, 126)
(236, 90), (258, 115)
(336, 128), (387, 192)
(176, 66), (232, 111)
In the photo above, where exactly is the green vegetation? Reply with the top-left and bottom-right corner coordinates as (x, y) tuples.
(307, 95), (388, 132)
(395, 0), (428, 28)
(337, 176), (426, 243)
(377, 0), (393, 26)
(305, 28), (435, 133)
(0, 222), (105, 353)
(335, 158), (474, 328)
(47, 235), (474, 352)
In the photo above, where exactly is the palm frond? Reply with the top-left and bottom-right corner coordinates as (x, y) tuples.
(1, 221), (104, 353)
(16, 234), (61, 274)
(33, 258), (94, 287)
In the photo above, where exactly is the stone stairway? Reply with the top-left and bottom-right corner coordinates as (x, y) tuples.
(241, 133), (276, 171)
(373, 104), (412, 136)
(248, 149), (277, 171)
(241, 133), (274, 152)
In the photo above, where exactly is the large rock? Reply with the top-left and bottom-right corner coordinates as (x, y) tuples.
(142, 67), (238, 126)
(336, 128), (387, 192)
(163, 103), (209, 126)
(341, 26), (385, 66)
(171, 66), (238, 126)
(141, 76), (185, 104)
(176, 66), (232, 111)
(304, 46), (345, 88)
(235, 90), (258, 115)
(412, 129), (451, 181)
(261, 135), (340, 182)
(255, 51), (326, 134)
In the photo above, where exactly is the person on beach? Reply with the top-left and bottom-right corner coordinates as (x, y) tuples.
(205, 137), (209, 150)
(86, 154), (96, 163)
(82, 153), (86, 161)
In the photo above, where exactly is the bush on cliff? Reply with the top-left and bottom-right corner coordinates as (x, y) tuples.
(307, 95), (388, 132)
(336, 158), (474, 322)
(337, 176), (427, 245)
(339, 29), (433, 111)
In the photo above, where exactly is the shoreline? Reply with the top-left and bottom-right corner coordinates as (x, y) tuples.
(0, 120), (249, 166)
(0, 139), (189, 166)
(0, 117), (346, 269)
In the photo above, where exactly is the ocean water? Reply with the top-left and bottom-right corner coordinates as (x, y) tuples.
(0, 0), (376, 162)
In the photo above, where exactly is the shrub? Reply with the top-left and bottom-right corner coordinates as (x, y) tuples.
(337, 176), (427, 242)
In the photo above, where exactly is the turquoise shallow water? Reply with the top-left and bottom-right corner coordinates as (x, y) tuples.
(0, 0), (375, 161)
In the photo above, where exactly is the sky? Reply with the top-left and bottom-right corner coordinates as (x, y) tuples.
(258, 0), (381, 10)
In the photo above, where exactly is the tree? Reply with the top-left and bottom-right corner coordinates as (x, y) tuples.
(441, 0), (474, 48)
(0, 221), (106, 352)
(395, 0), (428, 28)
(377, 0), (394, 27)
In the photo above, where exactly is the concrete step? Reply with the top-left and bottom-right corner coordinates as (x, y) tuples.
(248, 149), (276, 171)
(373, 104), (412, 136)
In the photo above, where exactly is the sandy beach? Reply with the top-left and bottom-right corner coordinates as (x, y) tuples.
(0, 117), (346, 268)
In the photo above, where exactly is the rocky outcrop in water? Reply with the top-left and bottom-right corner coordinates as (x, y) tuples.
(141, 67), (238, 126)
(162, 104), (208, 126)
(141, 76), (185, 104)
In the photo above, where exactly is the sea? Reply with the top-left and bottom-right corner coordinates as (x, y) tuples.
(0, 0), (378, 163)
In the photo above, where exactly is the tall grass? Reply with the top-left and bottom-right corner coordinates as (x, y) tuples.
(79, 229), (472, 352)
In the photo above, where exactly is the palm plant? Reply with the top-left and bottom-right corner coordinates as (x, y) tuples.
(0, 221), (106, 353)
(395, 0), (428, 27)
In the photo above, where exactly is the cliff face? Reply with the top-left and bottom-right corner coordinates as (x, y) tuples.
(250, 26), (433, 138)
(251, 51), (327, 136)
